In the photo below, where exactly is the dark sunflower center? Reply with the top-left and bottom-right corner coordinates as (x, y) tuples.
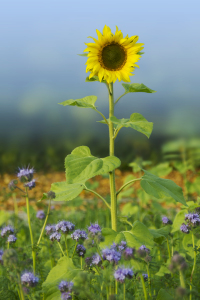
(100, 43), (127, 70)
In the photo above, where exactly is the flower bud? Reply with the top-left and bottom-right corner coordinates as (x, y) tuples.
(8, 180), (18, 191)
(47, 191), (56, 200)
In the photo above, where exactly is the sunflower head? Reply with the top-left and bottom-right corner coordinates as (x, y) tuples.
(84, 25), (144, 84)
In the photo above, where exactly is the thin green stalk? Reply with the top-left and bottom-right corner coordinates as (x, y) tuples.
(83, 186), (111, 209)
(37, 200), (51, 246)
(108, 82), (117, 231)
(95, 109), (109, 126)
(146, 264), (152, 299)
(115, 279), (118, 295)
(25, 188), (36, 274)
(18, 276), (25, 300)
(141, 275), (148, 300)
(115, 92), (128, 106)
(80, 256), (83, 269)
(190, 231), (197, 300)
(179, 270), (186, 289)
(64, 235), (69, 257)
(106, 286), (109, 300)
(116, 178), (142, 196)
(166, 238), (171, 260)
(123, 282), (126, 300)
(57, 241), (65, 256)
(72, 241), (78, 259)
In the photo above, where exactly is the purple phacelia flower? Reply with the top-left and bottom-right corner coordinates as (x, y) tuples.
(1, 226), (14, 238)
(36, 210), (45, 220)
(142, 273), (148, 281)
(162, 216), (172, 225)
(45, 225), (56, 235)
(56, 221), (75, 234)
(17, 167), (35, 182)
(21, 272), (39, 287)
(123, 247), (134, 259)
(58, 280), (73, 293)
(76, 244), (86, 257)
(92, 254), (101, 266)
(7, 235), (17, 243)
(118, 241), (127, 252)
(180, 223), (190, 234)
(185, 213), (200, 226)
(71, 229), (88, 241)
(102, 248), (121, 264)
(50, 232), (61, 242)
(114, 267), (133, 283)
(88, 223), (101, 235)
(61, 292), (72, 300)
(139, 245), (150, 253)
(24, 179), (36, 190)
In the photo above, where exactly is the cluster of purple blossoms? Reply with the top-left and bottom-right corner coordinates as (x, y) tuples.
(71, 230), (88, 241)
(58, 280), (73, 300)
(88, 223), (101, 236)
(56, 221), (75, 234)
(114, 267), (133, 283)
(24, 179), (36, 190)
(50, 232), (61, 242)
(139, 245), (150, 253)
(180, 223), (190, 234)
(91, 254), (101, 266)
(102, 247), (121, 264)
(45, 225), (56, 235)
(0, 250), (3, 265)
(76, 244), (86, 257)
(21, 272), (39, 287)
(7, 235), (17, 244)
(162, 216), (172, 225)
(123, 247), (135, 260)
(36, 210), (46, 220)
(1, 225), (14, 237)
(185, 213), (200, 226)
(142, 273), (148, 281)
(17, 167), (35, 183)
(111, 241), (127, 252)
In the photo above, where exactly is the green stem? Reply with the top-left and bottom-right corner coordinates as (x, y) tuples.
(115, 279), (118, 295)
(179, 270), (186, 289)
(37, 200), (51, 246)
(166, 238), (171, 260)
(141, 275), (148, 300)
(123, 282), (126, 300)
(106, 286), (109, 300)
(116, 178), (142, 196)
(80, 256), (83, 270)
(84, 186), (111, 209)
(95, 109), (109, 126)
(108, 82), (117, 231)
(146, 264), (152, 298)
(65, 235), (69, 257)
(115, 92), (128, 106)
(25, 188), (36, 274)
(57, 241), (65, 256)
(190, 231), (197, 300)
(7, 242), (9, 249)
(72, 241), (78, 259)
(18, 275), (25, 300)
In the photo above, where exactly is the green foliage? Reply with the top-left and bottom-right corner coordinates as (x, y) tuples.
(156, 288), (174, 300)
(110, 113), (153, 138)
(59, 95), (97, 110)
(141, 170), (186, 205)
(85, 75), (107, 84)
(51, 182), (84, 202)
(149, 162), (173, 177)
(122, 82), (156, 93)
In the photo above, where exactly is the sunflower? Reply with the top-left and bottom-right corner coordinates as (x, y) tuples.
(84, 25), (144, 84)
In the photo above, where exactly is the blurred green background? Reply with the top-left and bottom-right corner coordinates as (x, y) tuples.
(0, 0), (200, 173)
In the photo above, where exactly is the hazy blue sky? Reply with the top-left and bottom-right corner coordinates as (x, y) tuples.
(0, 0), (200, 149)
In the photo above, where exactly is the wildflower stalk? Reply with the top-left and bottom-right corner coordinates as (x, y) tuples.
(71, 241), (78, 259)
(80, 256), (83, 269)
(57, 241), (65, 256)
(141, 275), (148, 300)
(123, 282), (126, 300)
(146, 264), (152, 298)
(190, 231), (197, 300)
(25, 188), (36, 274)
(37, 200), (51, 246)
(166, 237), (171, 261)
(179, 270), (186, 289)
(115, 279), (118, 295)
(64, 235), (69, 257)
(108, 82), (117, 231)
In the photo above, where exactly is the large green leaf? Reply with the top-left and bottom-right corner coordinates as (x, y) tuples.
(59, 95), (97, 109)
(122, 83), (156, 94)
(110, 113), (153, 138)
(51, 182), (84, 201)
(156, 288), (174, 300)
(65, 146), (121, 184)
(149, 226), (171, 244)
(140, 170), (186, 205)
(171, 209), (188, 233)
(99, 228), (118, 248)
(115, 221), (154, 249)
(43, 257), (79, 300)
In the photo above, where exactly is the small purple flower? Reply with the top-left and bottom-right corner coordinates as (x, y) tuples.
(24, 179), (36, 190)
(142, 273), (148, 281)
(17, 167), (35, 182)
(162, 216), (172, 225)
(50, 232), (61, 242)
(92, 254), (101, 266)
(118, 241), (127, 252)
(7, 235), (17, 243)
(45, 225), (56, 235)
(88, 223), (101, 236)
(180, 223), (190, 234)
(1, 226), (14, 238)
(139, 245), (150, 254)
(56, 221), (75, 234)
(114, 267), (133, 283)
(185, 213), (200, 226)
(71, 230), (88, 241)
(61, 292), (72, 300)
(77, 244), (86, 257)
(21, 272), (39, 287)
(102, 248), (121, 264)
(123, 247), (134, 259)
(36, 210), (45, 220)
(58, 280), (73, 293)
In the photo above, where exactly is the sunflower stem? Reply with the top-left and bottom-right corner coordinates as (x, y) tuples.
(108, 82), (117, 232)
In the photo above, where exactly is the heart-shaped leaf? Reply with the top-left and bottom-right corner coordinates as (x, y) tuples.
(51, 182), (84, 201)
(59, 95), (97, 109)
